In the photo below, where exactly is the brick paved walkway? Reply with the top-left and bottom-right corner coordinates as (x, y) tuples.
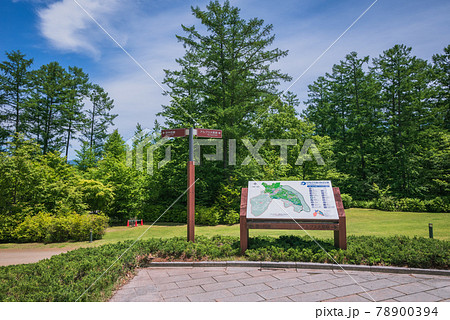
(109, 267), (450, 302)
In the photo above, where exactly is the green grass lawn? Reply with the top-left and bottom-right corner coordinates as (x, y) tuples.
(1, 208), (448, 250)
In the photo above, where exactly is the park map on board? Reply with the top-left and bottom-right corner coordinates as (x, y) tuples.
(247, 181), (339, 220)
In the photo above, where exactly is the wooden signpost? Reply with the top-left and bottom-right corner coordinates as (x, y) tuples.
(239, 184), (347, 254)
(161, 128), (222, 242)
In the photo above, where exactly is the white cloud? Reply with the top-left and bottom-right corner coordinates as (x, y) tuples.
(37, 0), (124, 57)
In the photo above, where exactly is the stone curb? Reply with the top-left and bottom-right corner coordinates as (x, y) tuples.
(145, 261), (450, 276)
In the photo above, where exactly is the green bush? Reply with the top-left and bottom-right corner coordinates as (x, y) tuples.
(340, 193), (353, 209)
(245, 235), (449, 269)
(139, 205), (186, 225)
(425, 197), (450, 213)
(195, 206), (220, 226)
(352, 197), (449, 213)
(397, 198), (426, 212)
(222, 209), (239, 225)
(13, 212), (109, 243)
(0, 235), (448, 301)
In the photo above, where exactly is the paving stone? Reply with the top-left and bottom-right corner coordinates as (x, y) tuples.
(244, 269), (288, 277)
(426, 286), (450, 299)
(239, 275), (278, 286)
(389, 275), (418, 284)
(272, 271), (305, 280)
(187, 289), (234, 302)
(294, 280), (337, 293)
(129, 293), (162, 302)
(326, 284), (366, 297)
(166, 267), (195, 276)
(135, 285), (158, 296)
(160, 285), (205, 299)
(224, 267), (258, 273)
(361, 279), (397, 290)
(202, 280), (243, 292)
(189, 270), (227, 279)
(217, 293), (264, 302)
(109, 288), (137, 302)
(395, 292), (441, 302)
(155, 282), (178, 291)
(392, 282), (434, 294)
(151, 274), (191, 284)
(353, 274), (381, 281)
(324, 294), (371, 302)
(244, 269), (270, 277)
(176, 276), (217, 288)
(213, 272), (251, 282)
(229, 283), (272, 296)
(123, 279), (155, 289)
(164, 296), (190, 302)
(257, 286), (301, 300)
(382, 299), (398, 302)
(110, 266), (450, 303)
(362, 288), (405, 301)
(265, 297), (293, 302)
(302, 273), (337, 283)
(289, 291), (335, 302)
(419, 279), (450, 289)
(133, 269), (151, 280)
(265, 278), (305, 289)
(411, 273), (441, 279)
(327, 276), (368, 287)
(146, 269), (169, 278)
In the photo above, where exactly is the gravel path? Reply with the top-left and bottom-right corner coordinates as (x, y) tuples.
(0, 248), (70, 266)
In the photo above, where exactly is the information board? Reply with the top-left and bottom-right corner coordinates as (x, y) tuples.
(246, 181), (339, 220)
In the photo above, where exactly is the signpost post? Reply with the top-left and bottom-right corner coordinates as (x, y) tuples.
(161, 128), (222, 242)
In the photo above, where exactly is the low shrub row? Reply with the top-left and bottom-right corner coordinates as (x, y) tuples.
(0, 235), (448, 301)
(13, 212), (109, 243)
(349, 196), (449, 213)
(246, 235), (449, 269)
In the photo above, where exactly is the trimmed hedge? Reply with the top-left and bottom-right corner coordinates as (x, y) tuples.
(13, 212), (109, 243)
(0, 235), (448, 301)
(246, 235), (449, 269)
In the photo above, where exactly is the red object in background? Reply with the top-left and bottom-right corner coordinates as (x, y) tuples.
(127, 220), (129, 227)
(135, 220), (138, 227)
(141, 219), (143, 226)
(196, 128), (222, 138)
(161, 128), (187, 138)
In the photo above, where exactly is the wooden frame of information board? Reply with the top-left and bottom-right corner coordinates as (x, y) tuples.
(239, 187), (347, 254)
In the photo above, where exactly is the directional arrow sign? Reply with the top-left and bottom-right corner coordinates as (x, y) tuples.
(161, 128), (188, 138)
(196, 128), (222, 138)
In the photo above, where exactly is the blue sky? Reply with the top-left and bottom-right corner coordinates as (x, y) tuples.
(1, 0), (449, 158)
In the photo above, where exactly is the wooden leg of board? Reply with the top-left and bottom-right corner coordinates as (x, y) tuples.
(339, 216), (347, 250)
(240, 215), (248, 255)
(334, 229), (340, 248)
(240, 188), (249, 255)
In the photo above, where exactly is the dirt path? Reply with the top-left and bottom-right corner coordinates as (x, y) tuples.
(0, 248), (72, 266)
